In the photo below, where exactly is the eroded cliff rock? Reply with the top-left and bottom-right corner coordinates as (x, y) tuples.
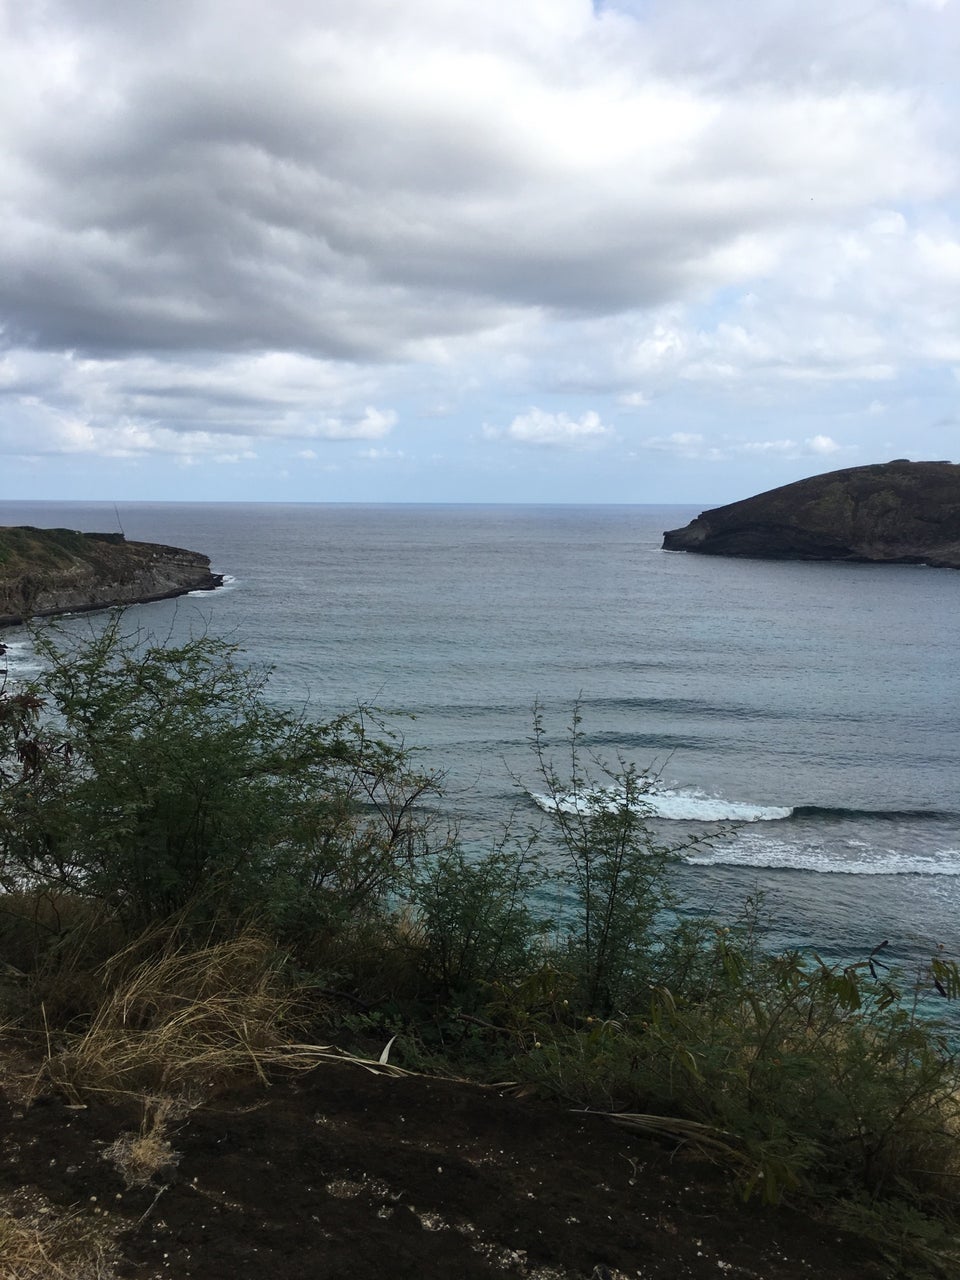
(662, 460), (960, 568)
(0, 527), (223, 626)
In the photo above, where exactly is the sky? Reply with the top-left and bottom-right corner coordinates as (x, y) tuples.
(1, 0), (958, 505)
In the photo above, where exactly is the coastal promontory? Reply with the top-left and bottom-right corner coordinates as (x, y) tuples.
(0, 527), (222, 626)
(662, 459), (960, 568)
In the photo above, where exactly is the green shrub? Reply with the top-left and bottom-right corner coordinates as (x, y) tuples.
(405, 835), (548, 1006)
(0, 617), (439, 938)
(527, 703), (678, 1014)
(518, 928), (960, 1229)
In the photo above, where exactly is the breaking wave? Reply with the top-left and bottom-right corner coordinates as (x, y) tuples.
(530, 783), (958, 829)
(530, 784), (790, 823)
(0, 638), (42, 679)
(685, 840), (960, 877)
(188, 573), (237, 596)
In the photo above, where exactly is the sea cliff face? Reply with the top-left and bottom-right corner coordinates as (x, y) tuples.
(662, 460), (960, 569)
(0, 527), (223, 626)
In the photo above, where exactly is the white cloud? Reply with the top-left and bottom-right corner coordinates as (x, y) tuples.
(641, 431), (724, 460)
(0, 348), (398, 458)
(639, 431), (847, 462)
(488, 407), (612, 447)
(600, 207), (960, 401)
(314, 407), (398, 441)
(737, 439), (799, 455)
(357, 447), (406, 460)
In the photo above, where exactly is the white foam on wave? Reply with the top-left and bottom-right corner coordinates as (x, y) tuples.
(530, 783), (792, 824)
(188, 574), (238, 597)
(686, 838), (960, 877)
(0, 638), (42, 678)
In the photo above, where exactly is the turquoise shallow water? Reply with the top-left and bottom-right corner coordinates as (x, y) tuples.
(2, 499), (959, 979)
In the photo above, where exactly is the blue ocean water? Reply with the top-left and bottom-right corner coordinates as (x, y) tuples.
(2, 500), (958, 978)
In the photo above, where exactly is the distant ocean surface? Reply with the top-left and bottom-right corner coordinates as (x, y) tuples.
(2, 500), (959, 980)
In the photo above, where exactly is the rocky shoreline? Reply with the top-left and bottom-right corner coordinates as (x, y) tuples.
(0, 527), (222, 627)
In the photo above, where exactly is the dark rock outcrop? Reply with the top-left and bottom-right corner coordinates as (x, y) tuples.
(662, 460), (960, 568)
(0, 527), (223, 626)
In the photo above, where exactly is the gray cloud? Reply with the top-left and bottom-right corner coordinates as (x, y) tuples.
(0, 0), (957, 477)
(4, 0), (949, 361)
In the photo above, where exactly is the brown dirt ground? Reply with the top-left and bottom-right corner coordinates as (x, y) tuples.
(0, 1053), (900, 1280)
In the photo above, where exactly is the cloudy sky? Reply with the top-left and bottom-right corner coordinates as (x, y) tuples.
(1, 0), (958, 504)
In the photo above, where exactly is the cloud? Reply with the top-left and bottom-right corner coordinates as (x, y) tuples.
(618, 391), (650, 408)
(0, 406), (245, 461)
(640, 432), (725, 461)
(0, 346), (398, 457)
(0, 0), (957, 492)
(598, 206), (960, 402)
(487, 407), (612, 447)
(357, 447), (406, 461)
(2, 0), (952, 363)
(640, 431), (846, 462)
(314, 407), (398, 441)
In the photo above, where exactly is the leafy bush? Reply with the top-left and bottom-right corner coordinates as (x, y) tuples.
(0, 617), (439, 936)
(641, 945), (960, 1199)
(405, 835), (547, 1005)
(517, 927), (960, 1237)
(527, 703), (679, 1013)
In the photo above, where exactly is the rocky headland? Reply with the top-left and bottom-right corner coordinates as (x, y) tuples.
(662, 459), (960, 568)
(0, 526), (222, 626)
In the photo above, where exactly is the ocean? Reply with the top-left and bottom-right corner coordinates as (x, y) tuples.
(2, 500), (958, 983)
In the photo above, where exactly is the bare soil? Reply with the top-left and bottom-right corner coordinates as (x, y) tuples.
(0, 1053), (897, 1280)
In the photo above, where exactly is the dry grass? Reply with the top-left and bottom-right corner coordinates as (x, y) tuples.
(101, 1095), (183, 1188)
(607, 1110), (742, 1156)
(42, 929), (306, 1099)
(0, 1193), (116, 1280)
(40, 928), (415, 1104)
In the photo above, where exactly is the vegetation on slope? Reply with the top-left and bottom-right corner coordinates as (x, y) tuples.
(662, 459), (960, 566)
(0, 526), (124, 567)
(0, 529), (135, 586)
(0, 526), (219, 625)
(1, 619), (958, 1277)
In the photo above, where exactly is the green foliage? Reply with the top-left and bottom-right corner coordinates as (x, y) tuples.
(0, 617), (439, 935)
(528, 702), (678, 1013)
(3, 626), (959, 1271)
(405, 835), (547, 1005)
(0, 526), (101, 575)
(517, 925), (960, 1237)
